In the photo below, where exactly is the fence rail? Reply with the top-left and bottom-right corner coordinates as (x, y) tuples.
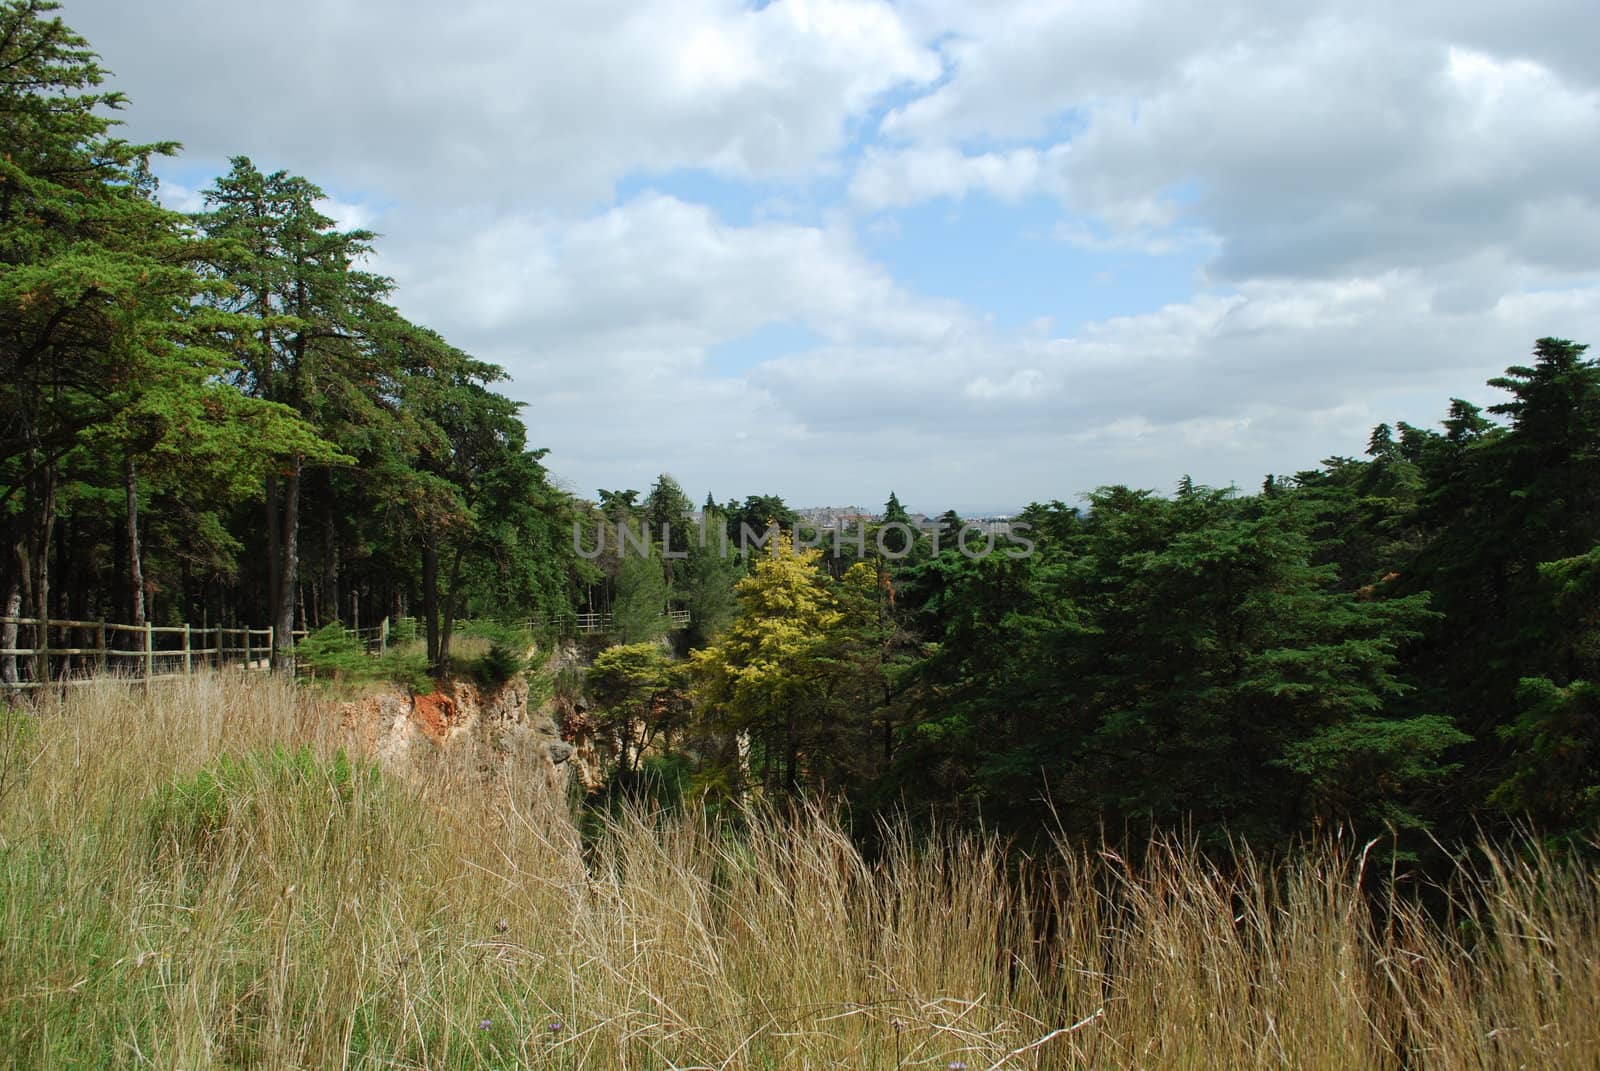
(0, 616), (277, 690)
(1, 606), (696, 693)
(528, 609), (692, 634)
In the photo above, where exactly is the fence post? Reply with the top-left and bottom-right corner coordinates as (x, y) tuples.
(379, 616), (389, 655)
(243, 627), (252, 671)
(96, 621), (107, 675)
(144, 622), (154, 684)
(36, 616), (50, 686)
(183, 624), (192, 676)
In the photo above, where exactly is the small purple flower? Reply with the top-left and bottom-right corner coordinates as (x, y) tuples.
(477, 1019), (493, 1031)
(948, 1063), (967, 1070)
(548, 1019), (565, 1034)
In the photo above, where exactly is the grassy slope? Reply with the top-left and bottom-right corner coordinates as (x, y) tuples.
(1, 674), (1596, 1069)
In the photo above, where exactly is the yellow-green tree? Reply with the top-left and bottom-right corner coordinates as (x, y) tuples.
(690, 541), (893, 796)
(691, 540), (839, 794)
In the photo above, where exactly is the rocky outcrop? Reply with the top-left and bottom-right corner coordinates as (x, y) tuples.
(538, 638), (608, 792)
(338, 665), (571, 799)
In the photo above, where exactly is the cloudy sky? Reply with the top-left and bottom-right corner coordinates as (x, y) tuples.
(66, 1), (1600, 512)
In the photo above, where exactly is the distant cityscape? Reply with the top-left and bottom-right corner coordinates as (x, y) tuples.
(700, 506), (1022, 537)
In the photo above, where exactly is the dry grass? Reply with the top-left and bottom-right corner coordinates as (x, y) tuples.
(1, 673), (1597, 1069)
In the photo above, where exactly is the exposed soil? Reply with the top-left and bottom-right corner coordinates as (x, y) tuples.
(409, 690), (458, 741)
(336, 661), (571, 800)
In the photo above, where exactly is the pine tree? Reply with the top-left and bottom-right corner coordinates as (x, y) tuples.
(644, 472), (694, 574)
(726, 493), (795, 550)
(0, 1), (306, 675)
(877, 491), (913, 557)
(612, 548), (668, 645)
(678, 501), (742, 647)
(196, 158), (391, 668)
(1072, 489), (1451, 840)
(1403, 340), (1600, 831)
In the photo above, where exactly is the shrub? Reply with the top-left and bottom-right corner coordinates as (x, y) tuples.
(386, 616), (420, 645)
(456, 621), (531, 687)
(298, 622), (434, 692)
(142, 745), (382, 859)
(373, 648), (433, 693)
(295, 623), (369, 680)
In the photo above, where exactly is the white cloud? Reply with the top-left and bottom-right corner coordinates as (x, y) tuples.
(738, 269), (1600, 504)
(859, 6), (1600, 284)
(73, 0), (939, 205)
(58, 0), (1600, 510)
(383, 192), (968, 359)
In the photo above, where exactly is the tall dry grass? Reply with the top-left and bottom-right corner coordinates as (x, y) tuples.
(1, 673), (1597, 1069)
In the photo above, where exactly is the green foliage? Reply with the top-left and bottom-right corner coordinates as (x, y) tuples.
(877, 491), (913, 556)
(456, 620), (531, 686)
(678, 505), (743, 647)
(1486, 543), (1600, 829)
(295, 623), (370, 677)
(644, 473), (694, 556)
(1278, 714), (1470, 830)
(612, 549), (669, 645)
(725, 493), (797, 547)
(374, 649), (435, 694)
(296, 622), (431, 692)
(638, 752), (695, 807)
(587, 642), (690, 777)
(1493, 677), (1600, 828)
(690, 543), (893, 798)
(142, 745), (382, 858)
(882, 486), (1460, 845)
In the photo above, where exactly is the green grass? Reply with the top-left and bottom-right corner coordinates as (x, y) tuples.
(1, 673), (1598, 1068)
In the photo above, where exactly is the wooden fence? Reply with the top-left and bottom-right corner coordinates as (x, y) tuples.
(0, 616), (278, 690)
(529, 609), (692, 634)
(0, 607), (696, 693)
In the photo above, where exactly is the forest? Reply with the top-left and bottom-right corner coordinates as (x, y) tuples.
(4, 0), (1599, 864)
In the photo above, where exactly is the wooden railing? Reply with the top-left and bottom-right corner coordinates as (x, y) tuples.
(0, 606), (697, 693)
(528, 609), (693, 635)
(0, 616), (277, 690)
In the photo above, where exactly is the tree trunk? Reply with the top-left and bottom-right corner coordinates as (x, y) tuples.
(22, 464), (56, 684)
(266, 470), (281, 633)
(271, 459), (301, 672)
(54, 513), (76, 674)
(422, 539), (440, 667)
(125, 455), (146, 629)
(440, 545), (465, 666)
(1, 574), (19, 691)
(322, 497), (340, 627)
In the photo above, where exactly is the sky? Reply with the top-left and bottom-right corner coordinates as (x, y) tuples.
(62, 0), (1600, 514)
